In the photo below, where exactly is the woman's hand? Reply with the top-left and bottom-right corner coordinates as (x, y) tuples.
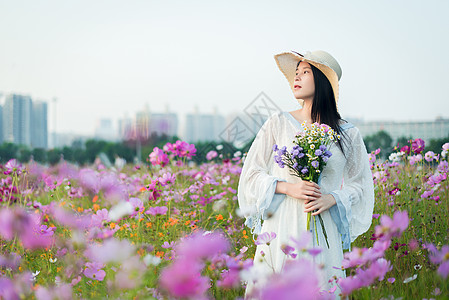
(277, 180), (321, 201)
(304, 194), (337, 216)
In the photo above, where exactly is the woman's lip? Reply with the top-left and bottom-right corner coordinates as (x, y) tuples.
(294, 85), (301, 89)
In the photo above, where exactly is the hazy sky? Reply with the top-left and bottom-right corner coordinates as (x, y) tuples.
(1, 0), (448, 135)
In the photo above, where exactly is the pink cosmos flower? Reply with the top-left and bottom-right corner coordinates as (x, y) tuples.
(35, 284), (72, 300)
(400, 145), (410, 155)
(206, 150), (218, 161)
(158, 172), (176, 186)
(129, 197), (144, 215)
(83, 262), (106, 281)
(146, 206), (168, 216)
(255, 232), (277, 246)
(411, 138), (425, 154)
(85, 238), (135, 264)
(159, 259), (209, 299)
(426, 243), (449, 278)
(0, 208), (54, 249)
(176, 231), (230, 261)
(90, 208), (110, 228)
(424, 151), (437, 162)
(3, 159), (24, 175)
(375, 211), (409, 240)
(149, 147), (169, 167)
(259, 258), (322, 300)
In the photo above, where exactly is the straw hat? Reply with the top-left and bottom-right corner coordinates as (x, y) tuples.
(274, 50), (342, 105)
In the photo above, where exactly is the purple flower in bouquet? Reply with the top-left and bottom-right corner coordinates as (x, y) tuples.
(411, 138), (425, 154)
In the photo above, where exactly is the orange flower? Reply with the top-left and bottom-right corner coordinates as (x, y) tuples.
(146, 222), (153, 228)
(155, 251), (164, 258)
(92, 195), (99, 203)
(215, 214), (223, 221)
(158, 232), (164, 237)
(132, 224), (137, 230)
(110, 222), (116, 229)
(185, 220), (191, 226)
(93, 204), (100, 212)
(77, 207), (84, 213)
(140, 187), (147, 192)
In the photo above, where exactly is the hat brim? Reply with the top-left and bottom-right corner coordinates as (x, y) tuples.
(274, 52), (339, 106)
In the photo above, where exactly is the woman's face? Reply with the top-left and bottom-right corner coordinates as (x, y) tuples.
(293, 61), (315, 101)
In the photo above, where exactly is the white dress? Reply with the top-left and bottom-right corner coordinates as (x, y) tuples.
(237, 111), (374, 296)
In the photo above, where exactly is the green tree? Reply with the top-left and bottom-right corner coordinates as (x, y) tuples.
(47, 149), (62, 165)
(32, 148), (47, 163)
(18, 148), (32, 163)
(0, 142), (19, 163)
(364, 130), (393, 159)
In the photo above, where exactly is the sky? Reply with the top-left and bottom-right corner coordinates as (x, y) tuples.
(1, 0), (448, 136)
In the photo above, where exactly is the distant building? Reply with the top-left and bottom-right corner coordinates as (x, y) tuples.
(94, 119), (117, 141)
(119, 105), (179, 141)
(183, 108), (226, 143)
(351, 118), (449, 144)
(1, 94), (48, 148)
(31, 101), (48, 148)
(149, 113), (178, 137)
(2, 94), (32, 146)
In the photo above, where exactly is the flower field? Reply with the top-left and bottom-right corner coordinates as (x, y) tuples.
(0, 139), (448, 299)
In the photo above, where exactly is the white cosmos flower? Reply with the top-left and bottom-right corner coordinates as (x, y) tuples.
(109, 201), (133, 221)
(143, 254), (161, 266)
(403, 274), (417, 283)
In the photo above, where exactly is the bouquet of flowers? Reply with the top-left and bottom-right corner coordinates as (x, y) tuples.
(273, 121), (341, 248)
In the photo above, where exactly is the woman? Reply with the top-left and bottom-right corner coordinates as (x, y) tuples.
(237, 50), (374, 297)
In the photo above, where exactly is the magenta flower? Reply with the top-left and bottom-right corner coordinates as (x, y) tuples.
(149, 147), (169, 167)
(159, 259), (209, 299)
(400, 145), (410, 155)
(146, 206), (168, 216)
(375, 211), (409, 240)
(129, 197), (145, 215)
(0, 208), (53, 249)
(255, 232), (277, 245)
(83, 262), (106, 281)
(426, 243), (449, 278)
(85, 238), (135, 264)
(411, 138), (425, 154)
(36, 284), (72, 300)
(206, 150), (218, 160)
(91, 208), (110, 228)
(158, 172), (176, 186)
(217, 269), (240, 288)
(281, 245), (297, 259)
(3, 159), (24, 175)
(259, 258), (321, 300)
(177, 231), (230, 261)
(424, 151), (437, 162)
(39, 225), (56, 237)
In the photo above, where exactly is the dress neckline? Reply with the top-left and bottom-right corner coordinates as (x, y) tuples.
(282, 111), (355, 132)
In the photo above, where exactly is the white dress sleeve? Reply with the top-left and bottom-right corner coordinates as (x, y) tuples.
(329, 126), (375, 250)
(237, 114), (286, 235)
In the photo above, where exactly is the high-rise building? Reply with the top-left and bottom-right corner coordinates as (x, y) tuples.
(1, 94), (48, 148)
(31, 101), (48, 148)
(94, 118), (117, 141)
(183, 107), (226, 143)
(2, 94), (32, 146)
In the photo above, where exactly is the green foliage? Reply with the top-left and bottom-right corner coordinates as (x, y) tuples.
(364, 130), (393, 158)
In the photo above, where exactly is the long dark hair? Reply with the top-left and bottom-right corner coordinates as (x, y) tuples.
(297, 61), (347, 155)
